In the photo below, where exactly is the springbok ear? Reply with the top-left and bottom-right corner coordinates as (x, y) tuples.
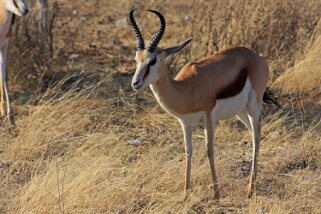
(164, 38), (192, 58)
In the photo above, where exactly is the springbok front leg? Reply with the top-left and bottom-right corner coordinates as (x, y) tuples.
(247, 92), (262, 197)
(205, 114), (220, 200)
(0, 46), (6, 118)
(180, 121), (193, 197)
(0, 41), (15, 126)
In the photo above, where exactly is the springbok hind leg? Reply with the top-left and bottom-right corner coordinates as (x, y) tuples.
(236, 111), (252, 132)
(246, 93), (262, 197)
(206, 114), (220, 200)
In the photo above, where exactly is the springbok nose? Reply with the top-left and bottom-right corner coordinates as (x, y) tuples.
(24, 8), (29, 14)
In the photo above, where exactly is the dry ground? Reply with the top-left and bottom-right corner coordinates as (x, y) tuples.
(0, 0), (320, 213)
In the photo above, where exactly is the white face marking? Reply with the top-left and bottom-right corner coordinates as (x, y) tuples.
(4, 0), (29, 16)
(212, 78), (252, 121)
(132, 51), (160, 90)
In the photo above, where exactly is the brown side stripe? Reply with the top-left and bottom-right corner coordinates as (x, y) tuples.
(217, 68), (248, 99)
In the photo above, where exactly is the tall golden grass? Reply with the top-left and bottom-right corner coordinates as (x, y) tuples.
(0, 0), (320, 213)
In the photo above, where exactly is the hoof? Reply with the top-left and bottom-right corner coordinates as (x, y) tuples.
(8, 114), (16, 128)
(247, 184), (255, 198)
(214, 195), (220, 200)
(247, 190), (253, 198)
(213, 189), (220, 201)
(184, 188), (191, 201)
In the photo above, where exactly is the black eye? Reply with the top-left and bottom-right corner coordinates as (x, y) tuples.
(149, 57), (157, 66)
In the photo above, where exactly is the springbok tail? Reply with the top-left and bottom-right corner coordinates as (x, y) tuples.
(263, 87), (282, 108)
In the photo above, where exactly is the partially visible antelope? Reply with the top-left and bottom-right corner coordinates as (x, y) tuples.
(129, 9), (280, 199)
(0, 0), (29, 126)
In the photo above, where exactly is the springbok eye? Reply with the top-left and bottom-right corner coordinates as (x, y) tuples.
(149, 57), (157, 66)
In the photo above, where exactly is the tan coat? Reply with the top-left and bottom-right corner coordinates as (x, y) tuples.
(153, 47), (269, 115)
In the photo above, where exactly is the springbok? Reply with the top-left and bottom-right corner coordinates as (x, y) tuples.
(129, 9), (280, 199)
(0, 0), (29, 126)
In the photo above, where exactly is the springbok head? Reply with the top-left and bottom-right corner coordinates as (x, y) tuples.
(129, 9), (192, 90)
(4, 0), (29, 16)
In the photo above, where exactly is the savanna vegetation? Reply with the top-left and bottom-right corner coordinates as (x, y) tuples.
(0, 0), (320, 213)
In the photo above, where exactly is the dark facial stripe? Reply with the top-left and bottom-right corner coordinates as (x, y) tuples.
(143, 65), (150, 80)
(149, 57), (157, 66)
(13, 0), (19, 9)
(143, 57), (157, 80)
(217, 68), (248, 99)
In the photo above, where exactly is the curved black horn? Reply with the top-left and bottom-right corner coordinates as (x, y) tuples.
(129, 9), (145, 50)
(147, 10), (166, 52)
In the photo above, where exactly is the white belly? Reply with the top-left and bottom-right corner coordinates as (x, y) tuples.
(150, 84), (206, 125)
(178, 111), (206, 126)
(150, 78), (252, 126)
(213, 78), (251, 120)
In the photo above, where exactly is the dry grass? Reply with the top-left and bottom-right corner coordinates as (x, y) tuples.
(276, 32), (321, 94)
(0, 0), (321, 213)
